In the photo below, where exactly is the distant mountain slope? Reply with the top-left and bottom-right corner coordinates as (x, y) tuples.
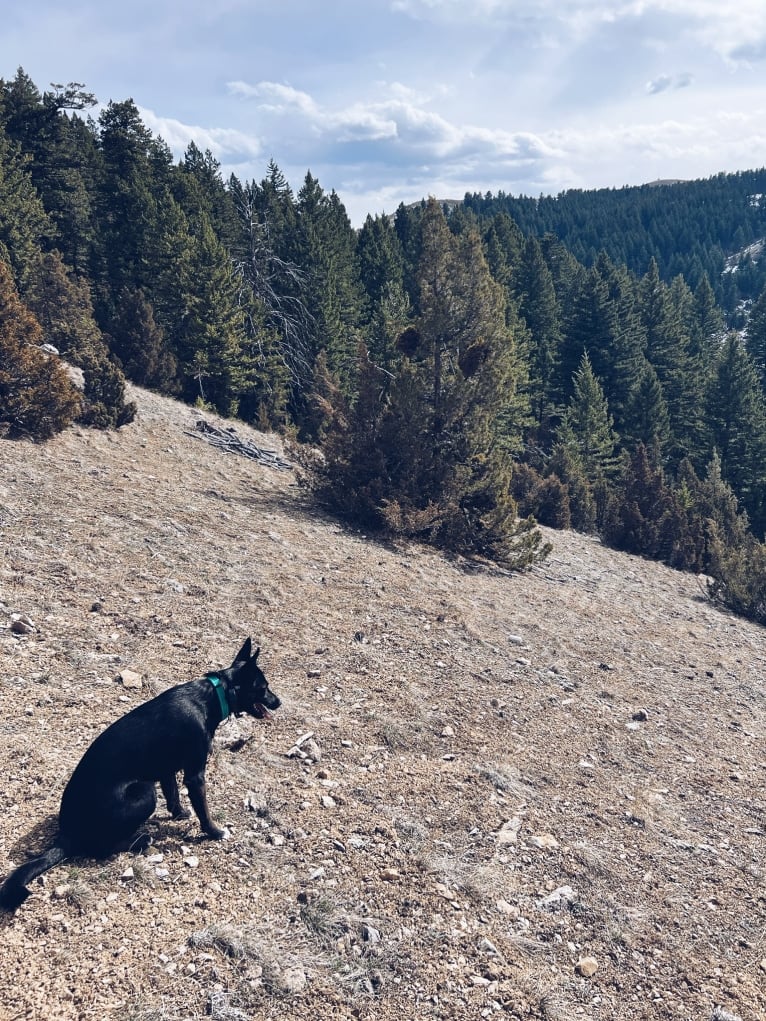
(0, 386), (764, 1020)
(462, 168), (766, 309)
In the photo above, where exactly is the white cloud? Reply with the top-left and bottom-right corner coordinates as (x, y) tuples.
(227, 80), (320, 117)
(391, 0), (766, 62)
(229, 79), (564, 170)
(138, 108), (262, 163)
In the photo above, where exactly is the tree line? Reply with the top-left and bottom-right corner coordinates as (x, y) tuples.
(3, 68), (766, 619)
(464, 173), (766, 320)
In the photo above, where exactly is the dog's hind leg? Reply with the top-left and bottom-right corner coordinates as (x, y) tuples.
(160, 773), (191, 820)
(74, 781), (158, 858)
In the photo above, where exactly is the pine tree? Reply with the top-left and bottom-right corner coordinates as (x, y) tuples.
(639, 258), (701, 463)
(312, 200), (547, 567)
(514, 235), (562, 426)
(236, 288), (291, 429)
(175, 142), (239, 250)
(0, 127), (52, 290)
(357, 213), (405, 325)
(385, 201), (540, 562)
(94, 99), (156, 309)
(745, 282), (766, 393)
(689, 274), (725, 362)
(555, 350), (618, 479)
(559, 265), (622, 406)
(294, 174), (363, 394)
(602, 442), (684, 562)
(706, 332), (766, 533)
(174, 219), (249, 416)
(107, 286), (178, 391)
(0, 72), (99, 276)
(621, 361), (671, 453)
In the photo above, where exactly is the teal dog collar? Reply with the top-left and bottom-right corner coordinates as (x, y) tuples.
(208, 675), (229, 720)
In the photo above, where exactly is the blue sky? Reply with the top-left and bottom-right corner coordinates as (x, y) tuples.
(4, 1), (766, 224)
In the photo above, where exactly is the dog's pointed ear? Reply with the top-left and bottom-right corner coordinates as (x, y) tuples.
(253, 645), (260, 662)
(233, 637), (252, 664)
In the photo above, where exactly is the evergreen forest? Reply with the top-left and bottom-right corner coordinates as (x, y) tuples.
(4, 68), (766, 622)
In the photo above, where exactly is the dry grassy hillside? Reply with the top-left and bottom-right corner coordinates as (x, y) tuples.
(0, 386), (764, 1021)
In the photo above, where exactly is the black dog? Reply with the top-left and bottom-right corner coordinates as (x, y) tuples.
(0, 638), (280, 910)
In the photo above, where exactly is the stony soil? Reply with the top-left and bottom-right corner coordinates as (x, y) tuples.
(0, 386), (764, 1021)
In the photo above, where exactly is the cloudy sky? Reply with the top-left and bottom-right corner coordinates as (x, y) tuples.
(4, 1), (766, 224)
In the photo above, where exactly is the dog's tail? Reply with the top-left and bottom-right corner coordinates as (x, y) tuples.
(0, 843), (70, 911)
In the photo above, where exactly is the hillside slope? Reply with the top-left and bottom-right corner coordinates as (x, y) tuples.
(0, 387), (764, 1021)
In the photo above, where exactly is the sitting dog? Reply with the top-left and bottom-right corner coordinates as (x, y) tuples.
(0, 637), (280, 910)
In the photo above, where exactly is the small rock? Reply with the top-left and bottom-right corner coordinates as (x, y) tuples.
(10, 614), (35, 635)
(269, 833), (285, 847)
(321, 795), (336, 809)
(53, 884), (71, 899)
(184, 855), (200, 868)
(508, 635), (524, 645)
(244, 792), (266, 813)
(280, 966), (307, 994)
(380, 867), (401, 881)
(303, 738), (322, 761)
(479, 937), (500, 956)
(576, 956), (598, 978)
(118, 669), (143, 690)
(441, 725), (455, 738)
(631, 708), (649, 722)
(362, 923), (381, 943)
(496, 899), (518, 916)
(528, 833), (559, 850)
(537, 885), (577, 910)
(497, 816), (523, 845)
(435, 882), (457, 900)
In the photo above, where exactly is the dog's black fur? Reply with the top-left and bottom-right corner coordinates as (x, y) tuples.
(0, 638), (280, 911)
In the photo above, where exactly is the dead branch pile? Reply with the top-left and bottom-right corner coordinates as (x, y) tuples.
(187, 419), (292, 470)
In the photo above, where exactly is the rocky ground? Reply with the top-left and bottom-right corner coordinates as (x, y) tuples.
(0, 385), (764, 1021)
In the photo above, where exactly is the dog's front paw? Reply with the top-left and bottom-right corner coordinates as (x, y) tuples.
(204, 825), (226, 840)
(172, 808), (192, 820)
